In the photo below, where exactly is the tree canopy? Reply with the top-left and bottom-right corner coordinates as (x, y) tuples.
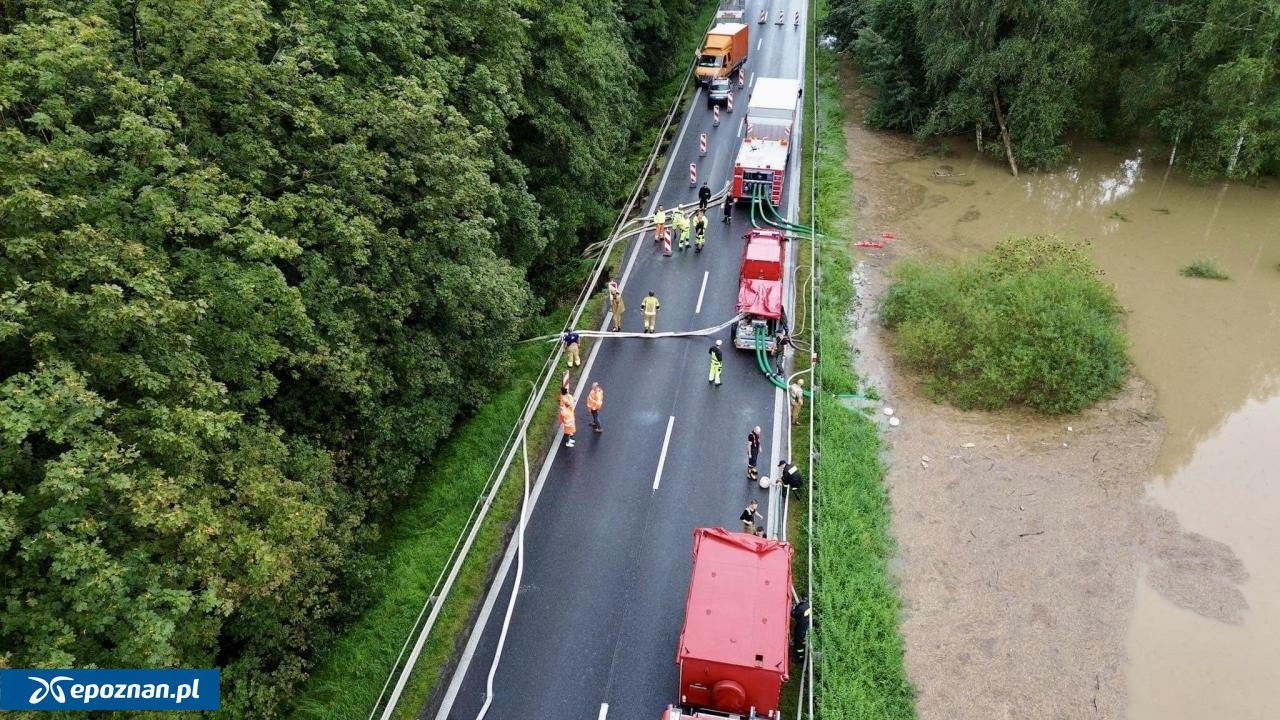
(0, 0), (696, 715)
(827, 0), (1280, 176)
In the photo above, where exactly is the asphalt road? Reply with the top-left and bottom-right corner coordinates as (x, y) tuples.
(429, 3), (809, 718)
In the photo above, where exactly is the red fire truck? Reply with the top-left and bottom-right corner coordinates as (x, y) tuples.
(660, 528), (793, 720)
(731, 229), (787, 352)
(731, 77), (802, 207)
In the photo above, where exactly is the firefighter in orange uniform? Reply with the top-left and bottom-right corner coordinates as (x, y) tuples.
(560, 388), (577, 448)
(586, 382), (605, 432)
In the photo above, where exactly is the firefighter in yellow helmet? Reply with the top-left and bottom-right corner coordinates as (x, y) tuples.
(641, 291), (661, 333)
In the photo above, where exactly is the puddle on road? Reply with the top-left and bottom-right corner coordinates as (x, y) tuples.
(853, 131), (1280, 716)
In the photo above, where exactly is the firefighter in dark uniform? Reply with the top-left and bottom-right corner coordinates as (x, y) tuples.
(791, 595), (813, 656)
(776, 460), (803, 496)
(698, 181), (712, 211)
(746, 426), (762, 481)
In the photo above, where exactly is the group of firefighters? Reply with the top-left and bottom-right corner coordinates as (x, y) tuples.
(650, 182), (734, 257)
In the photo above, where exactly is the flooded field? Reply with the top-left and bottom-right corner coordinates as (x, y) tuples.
(840, 72), (1280, 718)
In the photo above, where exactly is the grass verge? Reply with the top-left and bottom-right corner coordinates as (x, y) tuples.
(806, 33), (916, 720)
(1180, 257), (1230, 280)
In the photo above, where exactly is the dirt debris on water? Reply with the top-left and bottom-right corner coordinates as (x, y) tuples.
(836, 60), (1260, 720)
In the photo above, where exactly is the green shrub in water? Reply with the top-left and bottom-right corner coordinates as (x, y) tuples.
(1180, 258), (1230, 280)
(881, 235), (1128, 414)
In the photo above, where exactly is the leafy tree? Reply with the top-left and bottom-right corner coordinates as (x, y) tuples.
(2, 0), (696, 715)
(826, 0), (1280, 177)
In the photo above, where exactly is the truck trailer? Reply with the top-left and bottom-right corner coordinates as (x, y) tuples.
(731, 229), (787, 353)
(714, 0), (745, 22)
(662, 528), (793, 720)
(731, 78), (802, 206)
(695, 23), (749, 86)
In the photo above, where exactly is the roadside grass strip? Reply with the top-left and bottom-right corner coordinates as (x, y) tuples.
(288, 312), (566, 720)
(809, 41), (916, 719)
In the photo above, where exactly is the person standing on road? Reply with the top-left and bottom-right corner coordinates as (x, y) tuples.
(652, 205), (666, 243)
(698, 181), (712, 211)
(722, 194), (734, 223)
(563, 328), (581, 368)
(788, 377), (805, 424)
(708, 339), (724, 386)
(671, 206), (687, 251)
(559, 388), (577, 448)
(586, 382), (605, 433)
(693, 210), (708, 252)
(641, 291), (661, 333)
(746, 425), (762, 481)
(608, 279), (626, 332)
(740, 499), (763, 534)
(771, 328), (791, 375)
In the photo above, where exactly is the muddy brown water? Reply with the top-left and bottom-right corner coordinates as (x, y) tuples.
(845, 115), (1280, 714)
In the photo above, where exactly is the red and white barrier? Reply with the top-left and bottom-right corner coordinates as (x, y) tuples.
(689, 162), (697, 187)
(713, 105), (720, 127)
(699, 132), (707, 156)
(795, 12), (801, 26)
(738, 67), (745, 88)
(727, 93), (734, 112)
(663, 229), (672, 256)
(776, 10), (784, 24)
(758, 10), (766, 23)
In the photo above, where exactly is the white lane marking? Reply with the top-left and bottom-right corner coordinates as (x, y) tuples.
(737, 118), (744, 139)
(695, 271), (710, 314)
(598, 704), (609, 720)
(750, 72), (756, 88)
(653, 416), (676, 490)
(756, 37), (762, 51)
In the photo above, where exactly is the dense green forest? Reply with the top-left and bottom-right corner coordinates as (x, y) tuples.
(826, 0), (1280, 177)
(0, 0), (696, 714)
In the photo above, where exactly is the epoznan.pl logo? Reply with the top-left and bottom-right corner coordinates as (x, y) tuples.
(27, 676), (73, 704)
(0, 669), (220, 711)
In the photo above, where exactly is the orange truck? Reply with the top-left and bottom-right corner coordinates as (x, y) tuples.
(694, 22), (749, 86)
